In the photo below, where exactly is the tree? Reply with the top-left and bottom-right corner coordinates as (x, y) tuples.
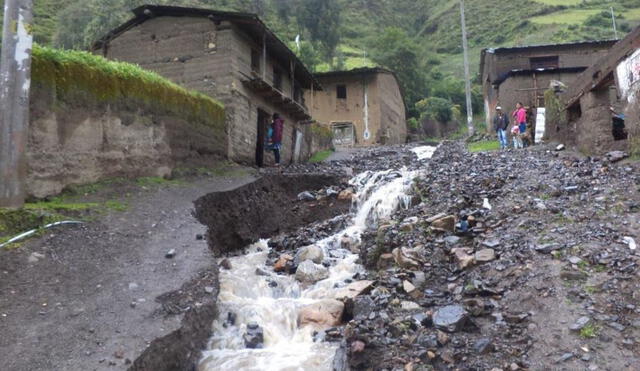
(296, 0), (341, 59)
(416, 97), (455, 123)
(292, 40), (322, 72)
(368, 27), (426, 117)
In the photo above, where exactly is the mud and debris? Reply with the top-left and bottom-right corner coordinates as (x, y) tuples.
(339, 142), (640, 370)
(194, 174), (351, 255)
(2, 141), (640, 371)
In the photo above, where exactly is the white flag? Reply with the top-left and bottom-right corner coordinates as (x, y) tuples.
(295, 34), (301, 50)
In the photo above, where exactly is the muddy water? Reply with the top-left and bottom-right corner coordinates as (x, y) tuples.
(199, 147), (435, 371)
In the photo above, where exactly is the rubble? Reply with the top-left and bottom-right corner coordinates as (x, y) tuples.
(298, 300), (345, 328)
(295, 260), (329, 283)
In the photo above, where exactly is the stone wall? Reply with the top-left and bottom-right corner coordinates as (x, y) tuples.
(27, 82), (226, 198)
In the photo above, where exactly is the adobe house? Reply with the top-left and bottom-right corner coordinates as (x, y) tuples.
(92, 5), (322, 167)
(307, 67), (407, 147)
(549, 25), (640, 155)
(480, 40), (616, 137)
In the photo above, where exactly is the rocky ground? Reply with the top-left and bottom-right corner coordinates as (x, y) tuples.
(3, 141), (639, 371)
(250, 142), (640, 371)
(342, 142), (640, 370)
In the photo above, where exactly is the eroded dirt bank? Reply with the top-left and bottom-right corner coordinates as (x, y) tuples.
(194, 174), (351, 255)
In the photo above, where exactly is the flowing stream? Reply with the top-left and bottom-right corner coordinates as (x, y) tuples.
(199, 147), (435, 371)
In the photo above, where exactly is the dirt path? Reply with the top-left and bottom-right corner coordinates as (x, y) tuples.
(0, 172), (256, 371)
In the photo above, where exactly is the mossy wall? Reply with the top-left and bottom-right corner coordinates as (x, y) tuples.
(31, 46), (225, 129)
(544, 89), (573, 145)
(27, 46), (227, 198)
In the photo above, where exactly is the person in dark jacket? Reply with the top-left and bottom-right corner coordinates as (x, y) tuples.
(270, 113), (284, 166)
(493, 106), (509, 149)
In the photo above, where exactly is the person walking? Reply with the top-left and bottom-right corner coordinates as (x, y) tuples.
(270, 113), (284, 167)
(512, 102), (527, 149)
(493, 106), (509, 150)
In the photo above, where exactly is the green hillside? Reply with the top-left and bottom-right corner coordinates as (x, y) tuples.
(2, 0), (637, 120)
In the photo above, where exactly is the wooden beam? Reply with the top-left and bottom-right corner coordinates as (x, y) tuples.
(290, 59), (295, 100)
(262, 33), (266, 81)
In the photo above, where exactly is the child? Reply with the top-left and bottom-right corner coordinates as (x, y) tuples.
(511, 124), (522, 149)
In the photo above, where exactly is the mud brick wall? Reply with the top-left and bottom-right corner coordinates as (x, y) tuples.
(103, 17), (309, 166)
(481, 42), (615, 128)
(309, 71), (407, 147)
(26, 83), (226, 198)
(377, 73), (408, 145)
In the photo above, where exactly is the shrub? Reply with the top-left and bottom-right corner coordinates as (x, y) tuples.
(416, 97), (454, 123)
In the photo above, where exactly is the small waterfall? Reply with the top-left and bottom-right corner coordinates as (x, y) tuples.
(199, 148), (434, 371)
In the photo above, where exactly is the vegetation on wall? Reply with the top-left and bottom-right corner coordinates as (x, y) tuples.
(31, 45), (225, 129)
(544, 88), (567, 140)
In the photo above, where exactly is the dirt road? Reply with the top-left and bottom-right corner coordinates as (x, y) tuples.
(0, 172), (256, 371)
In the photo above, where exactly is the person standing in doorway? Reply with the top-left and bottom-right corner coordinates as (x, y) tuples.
(270, 113), (284, 167)
(512, 102), (527, 149)
(493, 106), (509, 150)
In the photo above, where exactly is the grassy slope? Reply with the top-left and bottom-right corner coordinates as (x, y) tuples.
(2, 0), (638, 79)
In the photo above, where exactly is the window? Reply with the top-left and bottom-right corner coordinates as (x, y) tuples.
(530, 56), (559, 70)
(336, 84), (347, 99)
(251, 49), (260, 72)
(273, 67), (283, 91)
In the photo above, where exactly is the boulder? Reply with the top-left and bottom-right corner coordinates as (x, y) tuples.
(451, 248), (475, 269)
(569, 316), (591, 331)
(298, 299), (345, 328)
(400, 301), (421, 311)
(377, 253), (395, 270)
(274, 254), (293, 272)
(444, 236), (461, 246)
(425, 213), (448, 223)
(475, 249), (496, 262)
(340, 235), (361, 253)
(294, 245), (324, 265)
(430, 215), (456, 232)
(403, 280), (416, 293)
(392, 246), (423, 269)
(297, 191), (316, 201)
(411, 271), (427, 289)
(338, 189), (355, 201)
(243, 323), (264, 349)
(606, 151), (628, 163)
(352, 296), (376, 320)
(433, 305), (469, 332)
(399, 217), (420, 232)
(295, 260), (329, 283)
(334, 280), (374, 301)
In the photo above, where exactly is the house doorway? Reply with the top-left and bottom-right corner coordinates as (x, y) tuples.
(331, 122), (355, 147)
(255, 109), (269, 167)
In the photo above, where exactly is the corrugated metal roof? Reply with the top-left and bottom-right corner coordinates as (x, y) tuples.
(484, 39), (618, 54)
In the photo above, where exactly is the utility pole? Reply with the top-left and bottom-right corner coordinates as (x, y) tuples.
(460, 0), (474, 136)
(0, 0), (34, 208)
(610, 7), (619, 39)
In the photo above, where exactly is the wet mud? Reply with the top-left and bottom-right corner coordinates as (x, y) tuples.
(194, 174), (350, 255)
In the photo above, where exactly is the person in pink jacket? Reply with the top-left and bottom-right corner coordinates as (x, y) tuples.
(512, 102), (527, 149)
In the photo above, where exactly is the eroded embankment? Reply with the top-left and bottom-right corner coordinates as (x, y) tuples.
(128, 174), (349, 370)
(194, 174), (350, 255)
